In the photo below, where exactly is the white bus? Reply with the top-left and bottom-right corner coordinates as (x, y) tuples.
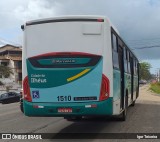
(22, 15), (139, 121)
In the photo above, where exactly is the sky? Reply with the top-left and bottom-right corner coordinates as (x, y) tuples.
(0, 0), (160, 73)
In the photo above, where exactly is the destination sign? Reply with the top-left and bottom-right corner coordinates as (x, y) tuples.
(52, 59), (76, 64)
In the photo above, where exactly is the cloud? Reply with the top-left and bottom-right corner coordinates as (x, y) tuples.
(1, 0), (160, 60)
(50, 0), (160, 60)
(13, 0), (63, 22)
(0, 0), (63, 44)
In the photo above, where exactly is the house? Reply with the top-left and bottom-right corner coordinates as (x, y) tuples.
(0, 44), (22, 85)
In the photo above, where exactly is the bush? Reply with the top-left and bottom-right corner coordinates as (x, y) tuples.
(150, 82), (160, 94)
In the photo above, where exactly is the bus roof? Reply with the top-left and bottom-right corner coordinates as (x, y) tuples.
(25, 15), (118, 32)
(26, 15), (105, 24)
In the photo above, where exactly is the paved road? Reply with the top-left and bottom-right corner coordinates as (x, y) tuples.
(0, 85), (160, 142)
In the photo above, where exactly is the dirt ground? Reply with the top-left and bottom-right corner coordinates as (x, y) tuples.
(138, 84), (160, 103)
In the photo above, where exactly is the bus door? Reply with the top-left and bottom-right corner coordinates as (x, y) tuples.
(136, 63), (140, 98)
(118, 46), (124, 109)
(130, 56), (134, 101)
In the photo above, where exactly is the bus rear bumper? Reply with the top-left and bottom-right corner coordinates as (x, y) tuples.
(23, 98), (113, 117)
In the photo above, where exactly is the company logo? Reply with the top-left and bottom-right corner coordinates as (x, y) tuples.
(31, 78), (47, 83)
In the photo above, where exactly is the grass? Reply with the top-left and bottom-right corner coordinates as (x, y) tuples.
(150, 82), (160, 94)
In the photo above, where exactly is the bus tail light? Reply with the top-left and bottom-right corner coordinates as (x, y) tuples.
(99, 74), (110, 101)
(23, 76), (32, 102)
(97, 19), (104, 22)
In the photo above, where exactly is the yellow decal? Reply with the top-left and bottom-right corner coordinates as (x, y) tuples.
(67, 69), (90, 82)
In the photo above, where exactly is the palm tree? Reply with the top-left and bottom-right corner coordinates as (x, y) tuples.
(0, 65), (13, 78)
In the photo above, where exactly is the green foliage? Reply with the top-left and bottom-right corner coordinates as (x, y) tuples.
(139, 62), (152, 81)
(150, 83), (160, 94)
(0, 65), (13, 78)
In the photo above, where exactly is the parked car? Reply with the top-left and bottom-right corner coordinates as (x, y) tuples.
(139, 80), (147, 84)
(0, 92), (20, 104)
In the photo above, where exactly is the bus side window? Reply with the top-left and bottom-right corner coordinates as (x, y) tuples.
(137, 62), (139, 75)
(112, 33), (118, 52)
(127, 51), (131, 73)
(130, 54), (135, 76)
(124, 46), (128, 73)
(112, 33), (119, 69)
(134, 60), (137, 75)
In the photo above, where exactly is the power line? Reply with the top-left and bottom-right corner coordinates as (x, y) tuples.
(131, 45), (160, 50)
(127, 36), (160, 42)
(128, 40), (160, 46)
(125, 37), (160, 50)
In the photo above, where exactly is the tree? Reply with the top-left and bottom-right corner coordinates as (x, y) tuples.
(139, 62), (152, 80)
(0, 65), (13, 78)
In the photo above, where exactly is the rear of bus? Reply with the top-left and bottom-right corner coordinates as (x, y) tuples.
(22, 16), (113, 117)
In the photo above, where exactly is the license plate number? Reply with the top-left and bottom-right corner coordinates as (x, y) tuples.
(58, 108), (72, 113)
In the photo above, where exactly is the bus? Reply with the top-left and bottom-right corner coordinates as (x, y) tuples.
(21, 16), (139, 121)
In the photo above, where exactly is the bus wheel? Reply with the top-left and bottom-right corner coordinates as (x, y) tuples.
(119, 96), (128, 121)
(20, 99), (24, 113)
(64, 116), (82, 121)
(131, 100), (135, 107)
(20, 102), (24, 113)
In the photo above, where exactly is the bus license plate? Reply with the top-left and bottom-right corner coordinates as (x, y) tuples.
(58, 108), (72, 113)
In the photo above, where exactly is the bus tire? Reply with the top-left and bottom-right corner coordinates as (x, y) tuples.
(119, 95), (128, 121)
(131, 100), (135, 107)
(20, 103), (24, 113)
(20, 99), (24, 113)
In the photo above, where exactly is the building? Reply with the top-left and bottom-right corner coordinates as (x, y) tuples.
(0, 44), (22, 85)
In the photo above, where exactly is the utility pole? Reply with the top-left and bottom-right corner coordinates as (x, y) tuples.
(155, 69), (159, 82)
(159, 69), (160, 82)
(156, 68), (160, 82)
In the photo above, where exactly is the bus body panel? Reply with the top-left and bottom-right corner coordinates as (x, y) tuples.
(113, 69), (121, 101)
(27, 58), (103, 103)
(133, 75), (138, 100)
(124, 73), (132, 105)
(102, 20), (113, 98)
(25, 22), (104, 58)
(23, 98), (113, 116)
(112, 69), (121, 115)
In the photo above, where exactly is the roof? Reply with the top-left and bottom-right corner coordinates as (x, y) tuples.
(0, 44), (21, 49)
(0, 45), (22, 54)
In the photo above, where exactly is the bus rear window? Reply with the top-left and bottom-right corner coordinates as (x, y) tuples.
(28, 53), (102, 68)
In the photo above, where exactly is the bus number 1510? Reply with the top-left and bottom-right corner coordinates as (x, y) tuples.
(57, 96), (71, 101)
